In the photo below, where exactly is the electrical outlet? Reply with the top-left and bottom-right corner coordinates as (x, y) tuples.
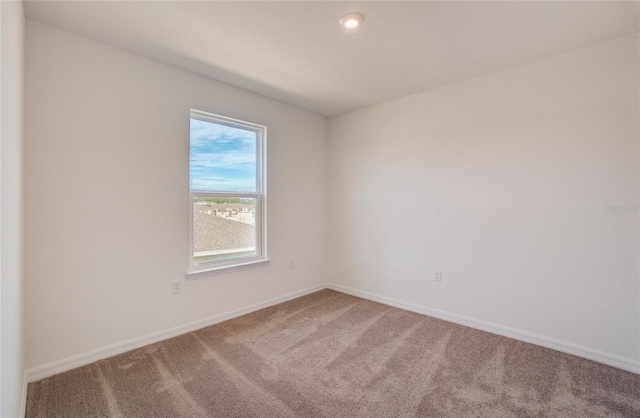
(290, 259), (296, 269)
(172, 280), (182, 294)
(434, 270), (442, 282)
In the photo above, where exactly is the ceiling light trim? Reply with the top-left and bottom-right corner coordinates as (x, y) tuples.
(339, 12), (364, 30)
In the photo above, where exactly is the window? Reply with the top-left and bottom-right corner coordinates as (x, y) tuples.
(187, 110), (268, 278)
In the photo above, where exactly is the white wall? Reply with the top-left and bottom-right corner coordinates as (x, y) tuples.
(24, 20), (327, 371)
(1, 0), (25, 416)
(328, 35), (640, 367)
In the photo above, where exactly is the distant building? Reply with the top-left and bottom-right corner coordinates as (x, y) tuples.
(192, 209), (255, 264)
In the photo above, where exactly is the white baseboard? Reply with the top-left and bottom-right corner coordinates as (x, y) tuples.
(25, 281), (639, 386)
(327, 283), (640, 374)
(25, 283), (327, 383)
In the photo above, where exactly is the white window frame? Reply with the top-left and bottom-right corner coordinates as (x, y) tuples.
(186, 110), (268, 280)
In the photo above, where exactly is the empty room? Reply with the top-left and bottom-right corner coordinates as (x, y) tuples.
(1, 0), (639, 417)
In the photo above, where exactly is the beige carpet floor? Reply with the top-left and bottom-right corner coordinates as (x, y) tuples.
(26, 289), (640, 417)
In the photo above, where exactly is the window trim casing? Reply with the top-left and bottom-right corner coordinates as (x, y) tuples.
(186, 110), (269, 280)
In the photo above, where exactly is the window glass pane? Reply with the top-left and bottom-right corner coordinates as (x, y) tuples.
(190, 118), (256, 192)
(193, 197), (257, 265)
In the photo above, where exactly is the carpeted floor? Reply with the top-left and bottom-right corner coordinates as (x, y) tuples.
(26, 289), (640, 417)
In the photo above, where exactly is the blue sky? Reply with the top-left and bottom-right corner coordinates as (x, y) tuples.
(190, 119), (256, 192)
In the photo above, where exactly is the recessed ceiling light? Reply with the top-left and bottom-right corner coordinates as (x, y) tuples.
(339, 13), (364, 30)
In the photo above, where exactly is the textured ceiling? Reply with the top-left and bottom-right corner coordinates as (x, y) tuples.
(25, 1), (639, 117)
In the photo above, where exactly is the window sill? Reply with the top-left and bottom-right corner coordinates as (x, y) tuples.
(185, 258), (270, 280)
